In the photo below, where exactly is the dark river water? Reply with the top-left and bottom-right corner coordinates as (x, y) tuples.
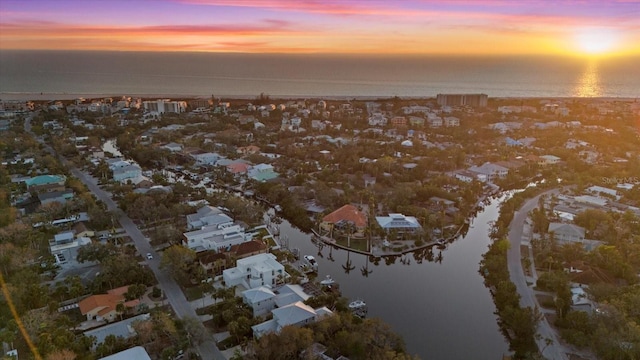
(276, 195), (510, 360)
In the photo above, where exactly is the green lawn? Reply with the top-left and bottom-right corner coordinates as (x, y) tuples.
(335, 237), (369, 252)
(184, 283), (213, 301)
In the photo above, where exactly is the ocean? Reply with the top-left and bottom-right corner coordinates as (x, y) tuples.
(1, 50), (639, 99)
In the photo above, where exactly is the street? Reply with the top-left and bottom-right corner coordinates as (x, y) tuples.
(25, 116), (225, 360)
(506, 188), (568, 360)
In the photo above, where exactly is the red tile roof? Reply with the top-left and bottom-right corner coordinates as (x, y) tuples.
(322, 204), (367, 228)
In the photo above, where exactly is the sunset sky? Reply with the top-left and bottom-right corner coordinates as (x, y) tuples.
(1, 0), (639, 56)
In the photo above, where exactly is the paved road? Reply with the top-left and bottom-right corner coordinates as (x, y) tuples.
(506, 188), (568, 360)
(25, 116), (224, 360)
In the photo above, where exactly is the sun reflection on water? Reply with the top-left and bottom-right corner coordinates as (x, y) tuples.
(574, 61), (602, 97)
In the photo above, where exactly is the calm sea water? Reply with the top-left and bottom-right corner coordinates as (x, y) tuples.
(1, 50), (639, 99)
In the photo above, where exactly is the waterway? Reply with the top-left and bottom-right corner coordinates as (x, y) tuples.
(276, 195), (510, 360)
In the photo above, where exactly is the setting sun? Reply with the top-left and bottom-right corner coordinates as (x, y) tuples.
(575, 28), (619, 55)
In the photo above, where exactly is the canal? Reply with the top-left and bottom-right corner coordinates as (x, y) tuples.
(276, 195), (510, 360)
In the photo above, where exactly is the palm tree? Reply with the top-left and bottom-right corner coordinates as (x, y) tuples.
(342, 251), (355, 274)
(360, 256), (372, 277)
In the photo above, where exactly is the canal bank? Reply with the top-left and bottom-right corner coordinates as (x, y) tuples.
(275, 194), (511, 360)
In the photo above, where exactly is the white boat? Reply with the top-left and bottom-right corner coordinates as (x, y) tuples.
(348, 299), (366, 310)
(319, 275), (335, 286)
(303, 255), (318, 271)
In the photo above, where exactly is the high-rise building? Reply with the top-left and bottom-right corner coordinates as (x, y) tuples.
(437, 93), (488, 107)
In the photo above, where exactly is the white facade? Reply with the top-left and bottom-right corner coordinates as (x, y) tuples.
(184, 224), (250, 252)
(223, 253), (287, 289)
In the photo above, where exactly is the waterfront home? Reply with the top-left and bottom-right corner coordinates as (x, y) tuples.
(251, 301), (333, 339)
(223, 253), (287, 289)
(376, 213), (422, 236)
(183, 224), (250, 252)
(321, 204), (368, 237)
(468, 162), (508, 182)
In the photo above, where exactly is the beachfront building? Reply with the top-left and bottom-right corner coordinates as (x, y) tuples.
(437, 93), (488, 107)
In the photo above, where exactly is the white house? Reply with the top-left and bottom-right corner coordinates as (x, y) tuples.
(163, 142), (183, 152)
(538, 155), (561, 166)
(443, 116), (460, 127)
(223, 253), (287, 289)
(468, 162), (508, 182)
(191, 152), (224, 166)
(548, 223), (585, 243)
(183, 224), (250, 252)
(186, 205), (232, 230)
(585, 186), (620, 200)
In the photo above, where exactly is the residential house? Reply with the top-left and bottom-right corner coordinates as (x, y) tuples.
(363, 174), (376, 188)
(548, 222), (585, 243)
(113, 164), (142, 183)
(197, 251), (228, 275)
(162, 142), (183, 152)
(468, 162), (509, 182)
(24, 174), (66, 190)
(390, 116), (407, 127)
(321, 204), (368, 237)
(98, 346), (151, 360)
(237, 145), (260, 156)
(84, 313), (150, 346)
(38, 189), (74, 206)
(73, 222), (95, 238)
(183, 224), (250, 252)
(186, 205), (232, 230)
(248, 163), (279, 182)
(368, 113), (387, 126)
(229, 239), (268, 259)
(538, 155), (561, 166)
(191, 151), (224, 166)
(226, 162), (251, 176)
(223, 253), (287, 289)
(585, 186), (619, 200)
(452, 169), (478, 183)
(375, 214), (422, 236)
(78, 285), (140, 322)
(242, 286), (277, 317)
(428, 117), (443, 128)
(443, 116), (460, 127)
(251, 301), (333, 339)
(408, 116), (425, 127)
(50, 232), (91, 264)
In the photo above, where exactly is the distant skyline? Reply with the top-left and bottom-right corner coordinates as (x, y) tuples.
(1, 0), (639, 56)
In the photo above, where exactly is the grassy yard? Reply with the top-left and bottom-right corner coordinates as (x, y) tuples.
(184, 283), (213, 301)
(335, 237), (369, 252)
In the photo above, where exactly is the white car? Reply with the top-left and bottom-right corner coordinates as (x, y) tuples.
(146, 253), (153, 260)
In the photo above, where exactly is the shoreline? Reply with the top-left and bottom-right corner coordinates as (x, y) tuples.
(1, 92), (638, 102)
